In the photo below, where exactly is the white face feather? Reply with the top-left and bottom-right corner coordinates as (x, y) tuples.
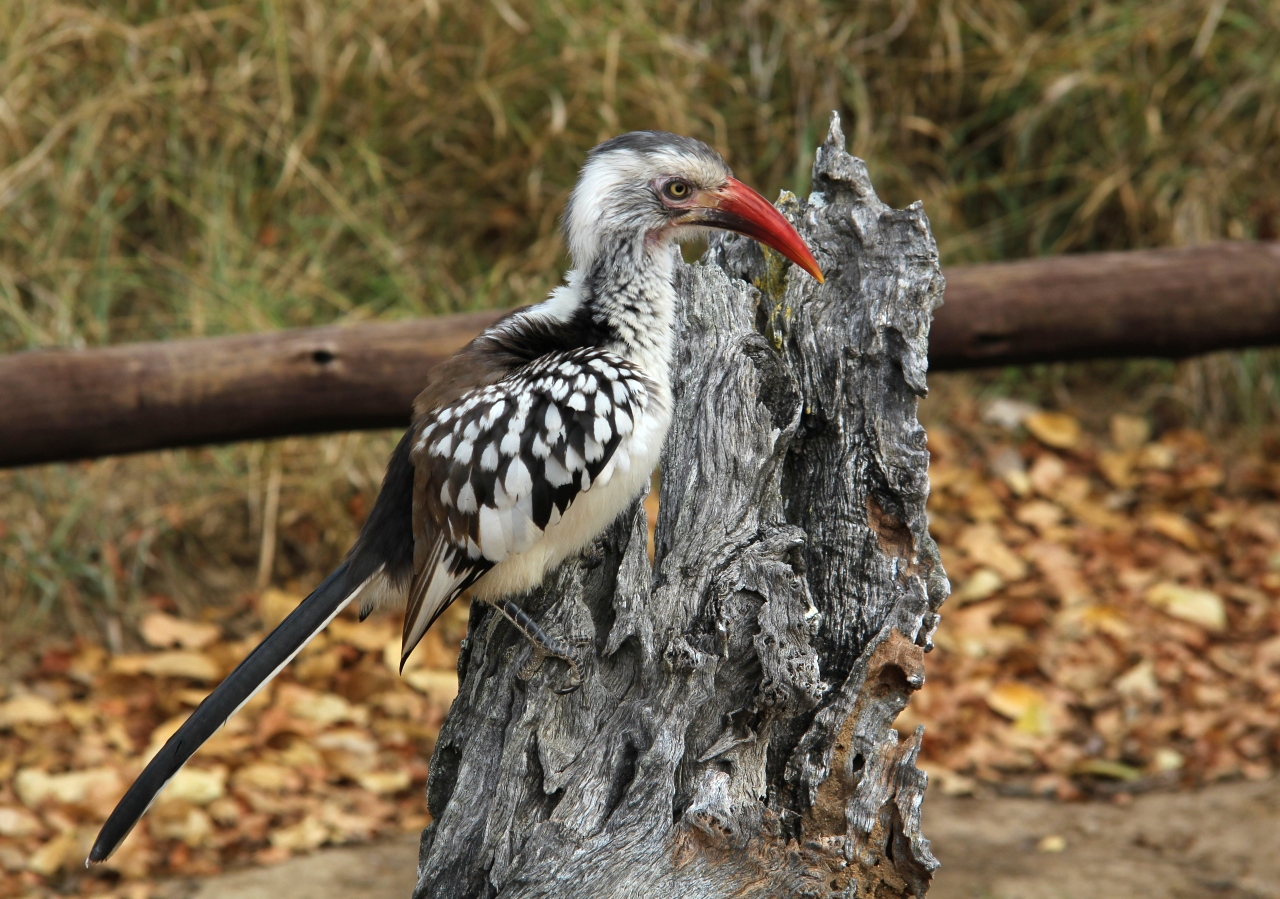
(519, 134), (730, 389)
(562, 140), (730, 268)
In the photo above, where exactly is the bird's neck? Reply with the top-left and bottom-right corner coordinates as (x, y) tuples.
(535, 235), (678, 384)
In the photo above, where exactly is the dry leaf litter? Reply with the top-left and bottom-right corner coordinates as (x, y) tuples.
(0, 595), (466, 898)
(4, 405), (1280, 896)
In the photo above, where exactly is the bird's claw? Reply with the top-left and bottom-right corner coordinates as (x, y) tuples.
(489, 597), (589, 693)
(553, 651), (584, 694)
(518, 648), (548, 680)
(520, 643), (585, 693)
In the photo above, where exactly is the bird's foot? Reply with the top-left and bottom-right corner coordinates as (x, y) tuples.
(580, 540), (606, 570)
(518, 645), (549, 680)
(489, 598), (587, 694)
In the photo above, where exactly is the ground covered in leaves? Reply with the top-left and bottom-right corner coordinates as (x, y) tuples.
(0, 596), (467, 898)
(2, 400), (1280, 897)
(912, 398), (1280, 801)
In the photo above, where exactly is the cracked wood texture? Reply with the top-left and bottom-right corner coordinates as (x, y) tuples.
(413, 114), (949, 899)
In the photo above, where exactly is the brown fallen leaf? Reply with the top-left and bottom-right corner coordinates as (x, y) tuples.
(985, 682), (1060, 736)
(1109, 414), (1150, 451)
(403, 669), (460, 707)
(354, 770), (412, 795)
(232, 762), (305, 794)
(1025, 412), (1082, 450)
(1024, 541), (1092, 606)
(1015, 500), (1065, 534)
(269, 814), (329, 852)
(0, 695), (62, 729)
(1096, 450), (1136, 489)
(327, 617), (396, 653)
(278, 684), (367, 727)
(1145, 582), (1227, 631)
(14, 767), (122, 807)
(258, 588), (304, 629)
(0, 806), (42, 838)
(159, 766), (228, 806)
(954, 568), (1004, 604)
(110, 650), (221, 682)
(956, 523), (1027, 582)
(26, 829), (83, 877)
(1028, 453), (1068, 496)
(140, 612), (222, 650)
(1145, 510), (1202, 550)
(1113, 660), (1160, 702)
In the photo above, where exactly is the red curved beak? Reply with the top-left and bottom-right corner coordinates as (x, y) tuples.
(693, 177), (824, 283)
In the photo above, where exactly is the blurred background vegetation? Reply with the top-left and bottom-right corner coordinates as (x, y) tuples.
(3, 0), (1280, 645)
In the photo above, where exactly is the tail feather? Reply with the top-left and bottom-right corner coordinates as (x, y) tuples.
(88, 561), (367, 864)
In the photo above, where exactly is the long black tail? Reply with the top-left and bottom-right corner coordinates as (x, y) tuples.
(88, 430), (417, 864)
(88, 560), (364, 863)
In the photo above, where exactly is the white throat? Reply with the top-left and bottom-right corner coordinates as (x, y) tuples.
(531, 240), (680, 389)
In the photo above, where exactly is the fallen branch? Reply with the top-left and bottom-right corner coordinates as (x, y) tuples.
(931, 240), (1280, 368)
(2, 238), (1277, 467)
(0, 312), (502, 468)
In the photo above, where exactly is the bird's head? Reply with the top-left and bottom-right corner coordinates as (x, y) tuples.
(562, 131), (823, 283)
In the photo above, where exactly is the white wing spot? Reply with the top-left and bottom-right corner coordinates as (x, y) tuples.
(493, 479), (513, 509)
(416, 422), (438, 451)
(545, 455), (573, 487)
(478, 506), (507, 560)
(483, 400), (506, 427)
(501, 430), (521, 455)
(456, 481), (478, 513)
(480, 443), (499, 471)
(564, 444), (584, 472)
(505, 457), (533, 496)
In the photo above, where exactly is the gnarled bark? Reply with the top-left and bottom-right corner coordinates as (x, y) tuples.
(413, 113), (948, 899)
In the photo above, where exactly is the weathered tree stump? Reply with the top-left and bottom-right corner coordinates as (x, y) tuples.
(413, 113), (948, 899)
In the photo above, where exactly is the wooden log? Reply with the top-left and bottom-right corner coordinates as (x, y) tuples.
(412, 114), (943, 898)
(931, 240), (1280, 369)
(2, 242), (1279, 469)
(0, 311), (502, 468)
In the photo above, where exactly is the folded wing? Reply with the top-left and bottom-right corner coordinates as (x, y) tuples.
(399, 347), (651, 665)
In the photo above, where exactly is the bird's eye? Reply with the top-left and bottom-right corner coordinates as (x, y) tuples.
(663, 180), (692, 200)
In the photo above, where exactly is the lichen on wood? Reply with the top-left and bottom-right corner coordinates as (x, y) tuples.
(413, 112), (948, 899)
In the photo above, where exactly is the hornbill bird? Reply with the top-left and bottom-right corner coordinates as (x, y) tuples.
(88, 130), (823, 863)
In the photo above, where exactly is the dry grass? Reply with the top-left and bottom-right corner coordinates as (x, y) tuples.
(3, 0), (1278, 350)
(3, 0), (1280, 638)
(0, 434), (399, 657)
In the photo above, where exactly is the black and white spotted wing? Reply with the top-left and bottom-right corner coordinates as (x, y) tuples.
(399, 347), (651, 663)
